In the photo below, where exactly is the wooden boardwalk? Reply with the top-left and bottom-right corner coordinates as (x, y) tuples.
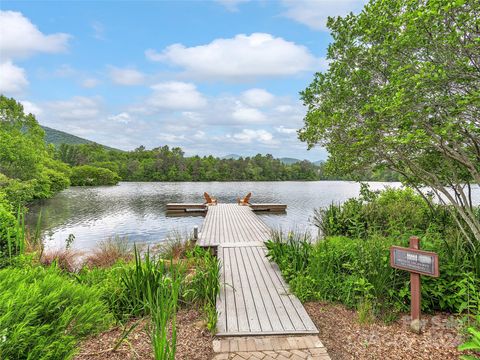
(197, 203), (318, 337)
(198, 204), (271, 247)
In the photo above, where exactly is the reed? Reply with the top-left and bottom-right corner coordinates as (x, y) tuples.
(147, 263), (183, 360)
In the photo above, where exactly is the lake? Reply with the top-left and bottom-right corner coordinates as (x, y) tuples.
(26, 181), (480, 251)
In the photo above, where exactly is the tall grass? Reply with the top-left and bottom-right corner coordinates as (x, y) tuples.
(147, 263), (183, 360)
(182, 246), (220, 332)
(84, 236), (132, 268)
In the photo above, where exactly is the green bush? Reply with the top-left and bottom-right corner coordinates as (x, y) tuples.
(314, 185), (451, 239)
(74, 262), (128, 321)
(0, 266), (112, 360)
(459, 314), (480, 360)
(0, 175), (36, 207)
(70, 165), (120, 186)
(267, 233), (479, 318)
(0, 192), (16, 260)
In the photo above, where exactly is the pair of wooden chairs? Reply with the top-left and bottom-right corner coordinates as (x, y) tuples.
(203, 192), (252, 206)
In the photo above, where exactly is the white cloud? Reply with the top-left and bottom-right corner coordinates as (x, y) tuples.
(144, 81), (207, 111)
(276, 125), (297, 134)
(54, 64), (76, 77)
(193, 130), (206, 140)
(108, 112), (131, 124)
(0, 10), (70, 60)
(46, 96), (102, 120)
(0, 61), (29, 93)
(281, 0), (367, 31)
(232, 129), (277, 145)
(20, 100), (42, 116)
(108, 66), (145, 85)
(274, 104), (295, 113)
(157, 133), (186, 143)
(91, 21), (105, 40)
(81, 78), (100, 88)
(241, 88), (274, 107)
(215, 0), (250, 11)
(146, 33), (323, 80)
(232, 103), (267, 123)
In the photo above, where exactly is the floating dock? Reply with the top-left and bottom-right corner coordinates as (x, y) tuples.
(179, 202), (318, 337)
(165, 203), (207, 214)
(166, 202), (286, 214)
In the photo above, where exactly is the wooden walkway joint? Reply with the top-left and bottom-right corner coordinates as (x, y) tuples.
(197, 204), (318, 337)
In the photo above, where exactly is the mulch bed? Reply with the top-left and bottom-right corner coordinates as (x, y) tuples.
(74, 308), (213, 360)
(304, 302), (466, 360)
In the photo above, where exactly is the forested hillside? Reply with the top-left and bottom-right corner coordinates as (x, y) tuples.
(42, 126), (118, 151)
(56, 143), (321, 181)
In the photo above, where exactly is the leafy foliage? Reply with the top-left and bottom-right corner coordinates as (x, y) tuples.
(70, 165), (120, 186)
(0, 266), (112, 360)
(268, 187), (480, 319)
(58, 143), (322, 181)
(0, 96), (70, 204)
(314, 185), (451, 239)
(300, 0), (480, 244)
(459, 314), (480, 360)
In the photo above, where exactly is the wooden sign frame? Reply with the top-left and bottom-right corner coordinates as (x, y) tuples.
(390, 246), (439, 277)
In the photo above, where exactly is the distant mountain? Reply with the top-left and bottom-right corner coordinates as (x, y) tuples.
(223, 154), (242, 160)
(279, 157), (302, 165)
(42, 126), (118, 151)
(313, 160), (324, 166)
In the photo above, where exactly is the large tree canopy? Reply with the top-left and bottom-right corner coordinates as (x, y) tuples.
(300, 0), (480, 244)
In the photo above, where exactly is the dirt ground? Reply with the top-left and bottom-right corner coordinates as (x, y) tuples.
(75, 302), (472, 360)
(74, 308), (213, 360)
(304, 302), (467, 360)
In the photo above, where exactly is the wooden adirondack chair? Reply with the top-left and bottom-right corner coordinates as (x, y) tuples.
(237, 192), (252, 206)
(203, 192), (218, 205)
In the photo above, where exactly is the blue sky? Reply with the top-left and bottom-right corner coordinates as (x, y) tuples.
(0, 0), (365, 161)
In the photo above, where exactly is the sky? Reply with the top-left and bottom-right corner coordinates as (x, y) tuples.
(0, 0), (366, 161)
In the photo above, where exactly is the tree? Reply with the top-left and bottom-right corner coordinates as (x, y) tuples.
(299, 0), (480, 245)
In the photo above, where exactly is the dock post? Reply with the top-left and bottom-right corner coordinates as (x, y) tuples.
(193, 226), (198, 243)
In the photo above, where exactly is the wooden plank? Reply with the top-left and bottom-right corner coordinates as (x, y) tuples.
(247, 246), (295, 332)
(259, 247), (318, 332)
(243, 246), (284, 331)
(199, 204), (317, 336)
(166, 203), (206, 210)
(199, 204), (271, 246)
(216, 246), (227, 333)
(229, 246), (250, 332)
(237, 246), (272, 332)
(250, 203), (287, 212)
(224, 247), (238, 333)
(216, 244), (318, 336)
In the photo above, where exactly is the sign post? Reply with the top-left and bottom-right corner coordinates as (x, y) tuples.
(390, 236), (439, 333)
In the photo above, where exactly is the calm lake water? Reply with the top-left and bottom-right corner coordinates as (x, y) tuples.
(26, 181), (480, 251)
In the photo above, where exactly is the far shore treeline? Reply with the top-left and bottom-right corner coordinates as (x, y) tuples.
(0, 95), (398, 199)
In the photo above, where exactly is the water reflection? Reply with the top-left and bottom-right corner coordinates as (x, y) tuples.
(26, 181), (480, 251)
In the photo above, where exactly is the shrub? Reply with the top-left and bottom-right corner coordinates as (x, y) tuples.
(459, 314), (480, 360)
(314, 185), (449, 239)
(0, 266), (112, 360)
(40, 249), (79, 272)
(0, 176), (36, 206)
(70, 165), (120, 186)
(267, 232), (480, 319)
(0, 192), (16, 260)
(84, 236), (132, 268)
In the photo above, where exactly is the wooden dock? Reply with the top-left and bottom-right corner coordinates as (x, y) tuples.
(166, 202), (286, 215)
(198, 204), (270, 247)
(195, 203), (318, 337)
